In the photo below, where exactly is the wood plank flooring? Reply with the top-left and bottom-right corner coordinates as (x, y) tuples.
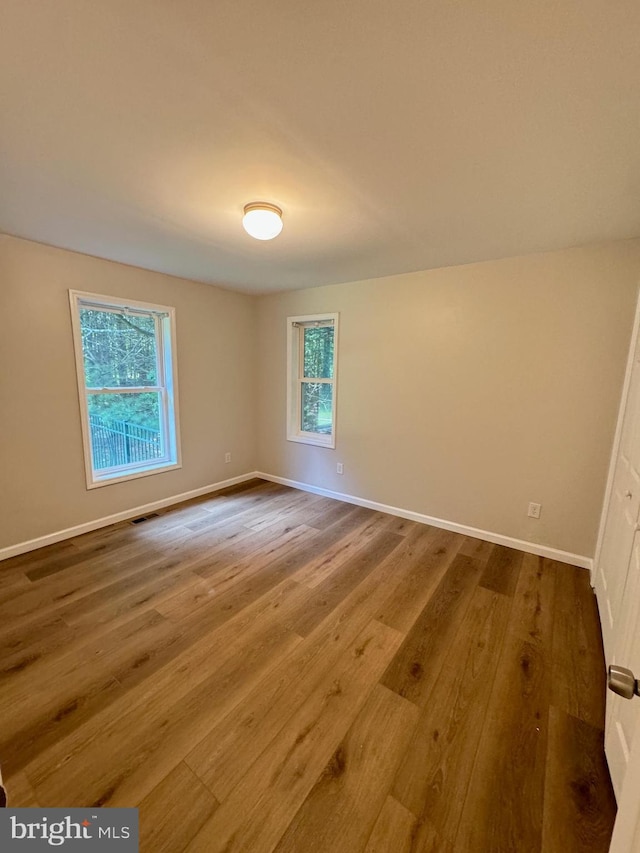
(0, 479), (616, 852)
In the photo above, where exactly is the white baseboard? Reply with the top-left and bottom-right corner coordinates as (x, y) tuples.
(0, 473), (258, 562)
(0, 469), (593, 571)
(256, 471), (593, 571)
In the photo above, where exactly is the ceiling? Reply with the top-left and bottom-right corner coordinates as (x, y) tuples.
(1, 0), (639, 294)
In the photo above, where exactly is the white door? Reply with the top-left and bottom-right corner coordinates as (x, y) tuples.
(605, 529), (640, 798)
(609, 708), (640, 853)
(594, 291), (640, 851)
(595, 324), (640, 662)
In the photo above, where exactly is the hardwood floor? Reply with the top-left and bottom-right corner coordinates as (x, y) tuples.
(0, 479), (616, 851)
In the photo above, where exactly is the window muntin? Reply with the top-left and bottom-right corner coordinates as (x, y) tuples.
(70, 291), (181, 488)
(287, 314), (338, 448)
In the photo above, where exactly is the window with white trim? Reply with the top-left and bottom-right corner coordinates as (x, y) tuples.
(287, 313), (338, 448)
(69, 290), (181, 488)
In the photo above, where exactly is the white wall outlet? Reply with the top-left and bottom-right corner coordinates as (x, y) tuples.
(224, 452), (231, 464)
(527, 502), (542, 519)
(336, 462), (344, 474)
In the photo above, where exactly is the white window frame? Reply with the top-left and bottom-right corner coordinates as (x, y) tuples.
(69, 290), (182, 489)
(287, 313), (339, 448)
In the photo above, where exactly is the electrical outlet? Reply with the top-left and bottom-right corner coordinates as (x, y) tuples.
(225, 452), (231, 464)
(527, 502), (542, 519)
(336, 462), (344, 474)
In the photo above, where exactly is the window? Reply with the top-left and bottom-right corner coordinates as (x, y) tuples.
(69, 290), (181, 488)
(287, 313), (338, 448)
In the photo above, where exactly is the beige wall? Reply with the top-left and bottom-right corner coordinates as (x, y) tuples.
(0, 235), (257, 550)
(257, 241), (640, 558)
(2, 235), (639, 559)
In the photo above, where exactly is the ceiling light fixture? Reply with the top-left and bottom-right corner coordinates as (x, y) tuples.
(242, 202), (283, 241)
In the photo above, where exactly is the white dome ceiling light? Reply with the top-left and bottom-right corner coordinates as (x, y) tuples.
(242, 202), (283, 241)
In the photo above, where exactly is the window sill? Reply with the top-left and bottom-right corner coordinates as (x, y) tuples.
(86, 461), (182, 490)
(287, 433), (335, 449)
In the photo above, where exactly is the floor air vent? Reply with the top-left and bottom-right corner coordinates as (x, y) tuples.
(130, 512), (159, 524)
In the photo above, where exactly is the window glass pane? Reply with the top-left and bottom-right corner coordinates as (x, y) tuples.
(87, 392), (164, 470)
(80, 307), (158, 388)
(303, 326), (334, 379)
(301, 382), (333, 434)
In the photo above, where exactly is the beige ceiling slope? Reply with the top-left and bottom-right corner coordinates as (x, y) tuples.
(1, 0), (639, 293)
